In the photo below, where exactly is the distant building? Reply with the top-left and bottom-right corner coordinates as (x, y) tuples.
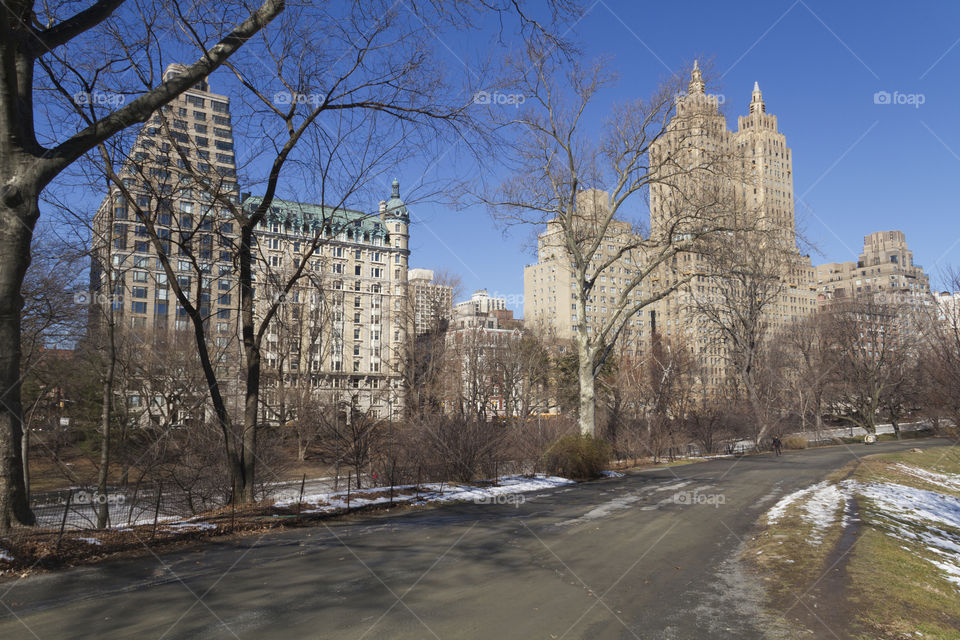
(814, 231), (931, 306)
(454, 289), (506, 316)
(446, 298), (523, 419)
(408, 268), (453, 335)
(90, 63), (414, 420)
(524, 64), (816, 392)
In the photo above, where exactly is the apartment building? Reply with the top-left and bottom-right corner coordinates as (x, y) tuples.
(453, 289), (507, 317)
(523, 63), (817, 391)
(90, 63), (413, 419)
(91, 63), (241, 339)
(814, 231), (931, 305)
(247, 186), (410, 419)
(408, 268), (454, 335)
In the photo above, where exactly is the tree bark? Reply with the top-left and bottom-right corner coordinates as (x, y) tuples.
(0, 192), (39, 529)
(577, 335), (596, 437)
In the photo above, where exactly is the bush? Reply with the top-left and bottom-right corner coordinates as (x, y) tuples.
(782, 436), (807, 450)
(542, 435), (612, 480)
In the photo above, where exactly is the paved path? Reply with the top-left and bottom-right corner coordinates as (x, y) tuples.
(1, 438), (952, 639)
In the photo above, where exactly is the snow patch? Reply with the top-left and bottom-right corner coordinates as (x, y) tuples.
(894, 464), (960, 493)
(766, 481), (829, 524)
(72, 537), (101, 546)
(0, 549), (12, 562)
(764, 476), (960, 589)
(601, 470), (625, 478)
(163, 522), (217, 531)
(278, 474), (576, 514)
(802, 483), (849, 544)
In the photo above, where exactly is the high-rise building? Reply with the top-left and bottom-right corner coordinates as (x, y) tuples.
(91, 63), (242, 337)
(523, 63), (816, 390)
(814, 231), (931, 306)
(90, 64), (414, 419)
(408, 268), (453, 335)
(244, 182), (410, 419)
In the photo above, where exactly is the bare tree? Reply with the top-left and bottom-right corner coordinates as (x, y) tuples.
(485, 52), (745, 436)
(826, 296), (914, 435)
(0, 0), (286, 530)
(689, 221), (801, 446)
(316, 394), (385, 490)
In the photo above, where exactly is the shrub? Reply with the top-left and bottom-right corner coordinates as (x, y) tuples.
(782, 436), (807, 450)
(542, 435), (612, 480)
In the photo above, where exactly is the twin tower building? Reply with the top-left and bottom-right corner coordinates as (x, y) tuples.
(524, 62), (928, 390)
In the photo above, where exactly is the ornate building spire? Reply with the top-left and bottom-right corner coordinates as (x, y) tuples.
(688, 59), (705, 95)
(750, 81), (765, 114)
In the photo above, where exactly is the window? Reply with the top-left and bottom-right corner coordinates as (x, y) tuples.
(131, 286), (148, 299)
(186, 94), (205, 108)
(132, 271), (148, 283)
(354, 265), (361, 276)
(215, 140), (233, 151)
(195, 136), (208, 147)
(214, 127), (231, 138)
(131, 301), (147, 313)
(212, 101), (229, 114)
(217, 308), (231, 319)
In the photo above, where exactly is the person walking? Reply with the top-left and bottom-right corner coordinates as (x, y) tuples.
(772, 436), (783, 457)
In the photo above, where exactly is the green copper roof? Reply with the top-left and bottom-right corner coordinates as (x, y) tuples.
(243, 196), (388, 238)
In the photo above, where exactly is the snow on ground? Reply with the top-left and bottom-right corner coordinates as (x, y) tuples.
(766, 481), (848, 543)
(894, 464), (960, 493)
(802, 483), (849, 544)
(275, 474), (576, 514)
(72, 537), (102, 545)
(764, 476), (960, 589)
(0, 549), (11, 562)
(766, 481), (829, 524)
(162, 522), (218, 532)
(601, 471), (625, 478)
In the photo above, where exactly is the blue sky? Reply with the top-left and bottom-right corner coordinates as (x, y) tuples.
(404, 0), (960, 310)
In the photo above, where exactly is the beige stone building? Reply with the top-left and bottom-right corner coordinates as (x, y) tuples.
(91, 63), (241, 337)
(814, 230), (931, 306)
(246, 185), (411, 420)
(91, 64), (412, 420)
(524, 64), (816, 390)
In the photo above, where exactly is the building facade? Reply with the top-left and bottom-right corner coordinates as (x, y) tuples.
(523, 64), (816, 391)
(814, 230), (931, 306)
(408, 268), (454, 336)
(90, 64), (414, 420)
(246, 185), (410, 420)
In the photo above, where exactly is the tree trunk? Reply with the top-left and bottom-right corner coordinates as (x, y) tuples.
(577, 337), (596, 437)
(96, 333), (116, 529)
(20, 425), (29, 505)
(0, 194), (38, 530)
(891, 417), (901, 440)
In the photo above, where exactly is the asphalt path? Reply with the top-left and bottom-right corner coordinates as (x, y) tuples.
(1, 438), (953, 640)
